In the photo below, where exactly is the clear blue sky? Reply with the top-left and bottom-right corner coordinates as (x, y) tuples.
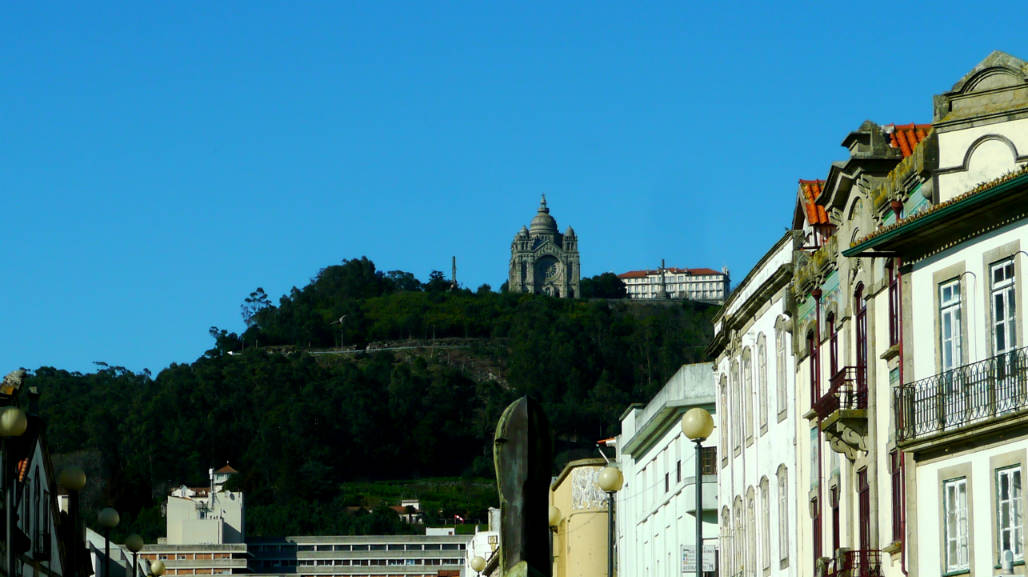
(2, 2), (1024, 375)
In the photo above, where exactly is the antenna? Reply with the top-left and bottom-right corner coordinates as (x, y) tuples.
(451, 256), (457, 289)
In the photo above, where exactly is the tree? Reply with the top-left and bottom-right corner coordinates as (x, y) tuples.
(386, 270), (422, 292)
(424, 270), (451, 293)
(241, 288), (272, 327)
(580, 273), (628, 299)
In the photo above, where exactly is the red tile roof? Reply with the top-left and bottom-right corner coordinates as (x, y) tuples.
(799, 179), (830, 226)
(618, 267), (725, 279)
(886, 123), (932, 158)
(215, 464), (238, 474)
(16, 458), (28, 482)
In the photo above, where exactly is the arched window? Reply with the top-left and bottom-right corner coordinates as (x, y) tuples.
(747, 488), (757, 577)
(855, 284), (868, 408)
(807, 330), (819, 407)
(760, 477), (771, 570)
(743, 348), (754, 442)
(776, 326), (787, 420)
(777, 465), (789, 563)
(722, 507), (733, 577)
(827, 312), (838, 378)
(735, 498), (745, 575)
(732, 360), (742, 452)
(720, 375), (729, 467)
(757, 334), (768, 432)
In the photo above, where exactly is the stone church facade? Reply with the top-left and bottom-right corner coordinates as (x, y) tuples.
(508, 196), (580, 298)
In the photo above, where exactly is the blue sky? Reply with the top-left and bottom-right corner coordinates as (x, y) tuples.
(2, 2), (1025, 375)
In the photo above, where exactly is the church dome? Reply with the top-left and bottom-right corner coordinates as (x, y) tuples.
(529, 195), (558, 235)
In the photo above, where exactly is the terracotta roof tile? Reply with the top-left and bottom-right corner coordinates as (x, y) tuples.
(215, 464), (238, 474)
(799, 179), (830, 225)
(16, 458), (28, 482)
(886, 123), (932, 158)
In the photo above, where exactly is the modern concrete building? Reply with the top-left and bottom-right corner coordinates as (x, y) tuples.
(508, 196), (581, 298)
(710, 233), (797, 577)
(618, 266), (730, 303)
(165, 465), (245, 545)
(846, 50), (1028, 577)
(614, 363), (719, 577)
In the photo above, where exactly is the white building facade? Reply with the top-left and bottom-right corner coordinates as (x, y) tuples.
(710, 233), (798, 577)
(614, 363), (719, 577)
(618, 267), (730, 303)
(847, 51), (1028, 577)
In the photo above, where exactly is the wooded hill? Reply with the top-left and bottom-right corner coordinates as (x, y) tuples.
(27, 257), (717, 540)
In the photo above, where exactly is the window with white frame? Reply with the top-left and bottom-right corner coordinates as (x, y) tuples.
(747, 489), (756, 577)
(743, 349), (753, 442)
(735, 499), (745, 576)
(944, 477), (970, 572)
(992, 258), (1017, 355)
(722, 508), (732, 577)
(776, 326), (787, 419)
(758, 334), (768, 432)
(732, 361), (742, 451)
(997, 466), (1023, 561)
(760, 478), (771, 570)
(720, 376), (730, 464)
(777, 466), (789, 563)
(940, 280), (962, 372)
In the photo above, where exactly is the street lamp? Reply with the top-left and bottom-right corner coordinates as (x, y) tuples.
(1, 406), (28, 577)
(58, 467), (87, 577)
(470, 555), (486, 576)
(125, 534), (144, 577)
(597, 464), (624, 577)
(682, 407), (715, 577)
(97, 507), (120, 577)
(148, 559), (165, 577)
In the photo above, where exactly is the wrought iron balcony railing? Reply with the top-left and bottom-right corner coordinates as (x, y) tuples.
(896, 346), (1028, 442)
(824, 549), (883, 577)
(813, 366), (867, 421)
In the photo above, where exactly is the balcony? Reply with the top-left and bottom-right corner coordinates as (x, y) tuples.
(896, 346), (1028, 449)
(821, 549), (883, 577)
(815, 367), (868, 460)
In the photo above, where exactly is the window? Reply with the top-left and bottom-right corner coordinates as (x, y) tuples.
(944, 477), (969, 572)
(830, 485), (840, 554)
(997, 466), (1023, 561)
(810, 497), (821, 565)
(891, 451), (903, 544)
(758, 334), (768, 432)
(855, 284), (868, 407)
(991, 258), (1017, 355)
(735, 499), (745, 576)
(888, 261), (900, 346)
(744, 348), (754, 442)
(776, 326), (787, 420)
(665, 472), (670, 493)
(720, 375), (730, 465)
(722, 508), (733, 577)
(677, 460), (682, 484)
(777, 466), (789, 563)
(807, 331), (819, 407)
(760, 478), (771, 570)
(858, 468), (871, 552)
(827, 313), (838, 378)
(940, 279), (963, 372)
(701, 447), (718, 475)
(732, 361), (742, 452)
(747, 490), (756, 577)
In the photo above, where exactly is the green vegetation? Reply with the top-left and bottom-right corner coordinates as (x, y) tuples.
(28, 257), (716, 540)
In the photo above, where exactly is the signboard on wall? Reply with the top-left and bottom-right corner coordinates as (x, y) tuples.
(681, 543), (717, 572)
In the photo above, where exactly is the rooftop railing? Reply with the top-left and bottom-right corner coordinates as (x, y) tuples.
(896, 346), (1028, 442)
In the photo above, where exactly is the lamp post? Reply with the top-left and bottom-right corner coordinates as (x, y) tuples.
(58, 467), (87, 577)
(597, 464), (623, 577)
(470, 555), (486, 576)
(97, 507), (120, 577)
(148, 559), (165, 577)
(682, 407), (715, 577)
(1, 406), (28, 577)
(125, 534), (144, 577)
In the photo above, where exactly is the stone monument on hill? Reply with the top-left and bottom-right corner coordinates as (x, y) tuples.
(508, 196), (580, 298)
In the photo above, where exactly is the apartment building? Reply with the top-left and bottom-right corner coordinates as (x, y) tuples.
(710, 233), (797, 577)
(618, 267), (730, 303)
(846, 50), (1028, 577)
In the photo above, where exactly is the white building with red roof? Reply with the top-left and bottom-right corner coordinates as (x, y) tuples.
(618, 265), (730, 303)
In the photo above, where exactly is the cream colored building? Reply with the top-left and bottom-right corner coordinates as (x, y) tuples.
(550, 458), (611, 577)
(618, 267), (730, 303)
(847, 51), (1028, 577)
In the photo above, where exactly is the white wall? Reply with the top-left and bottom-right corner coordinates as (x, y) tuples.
(937, 117), (1028, 203)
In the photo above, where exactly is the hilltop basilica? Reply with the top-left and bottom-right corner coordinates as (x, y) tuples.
(508, 196), (581, 298)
